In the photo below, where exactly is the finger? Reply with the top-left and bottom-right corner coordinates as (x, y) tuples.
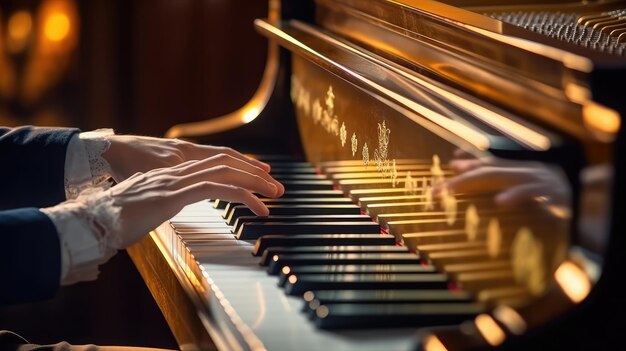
(453, 148), (474, 159)
(174, 181), (269, 216)
(193, 145), (271, 172)
(449, 159), (485, 174)
(176, 155), (284, 196)
(179, 165), (280, 198)
(495, 183), (548, 209)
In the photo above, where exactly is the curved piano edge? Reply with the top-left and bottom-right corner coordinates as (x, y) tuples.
(164, 42), (280, 140)
(164, 0), (286, 141)
(127, 231), (261, 351)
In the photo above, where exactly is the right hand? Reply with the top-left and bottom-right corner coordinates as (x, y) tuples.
(105, 154), (282, 249)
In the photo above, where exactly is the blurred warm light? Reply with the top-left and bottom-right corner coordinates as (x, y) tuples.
(19, 0), (78, 103)
(493, 305), (527, 335)
(44, 12), (70, 42)
(422, 335), (448, 351)
(7, 11), (33, 53)
(583, 102), (621, 142)
(36, 0), (79, 54)
(555, 260), (591, 303)
(475, 314), (506, 346)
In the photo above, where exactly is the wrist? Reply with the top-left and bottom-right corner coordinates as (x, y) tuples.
(41, 189), (120, 285)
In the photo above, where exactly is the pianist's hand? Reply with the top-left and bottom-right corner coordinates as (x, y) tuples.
(104, 156), (282, 249)
(102, 134), (274, 184)
(435, 152), (571, 209)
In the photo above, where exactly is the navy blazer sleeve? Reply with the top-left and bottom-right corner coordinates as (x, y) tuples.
(0, 126), (80, 305)
(0, 208), (62, 305)
(0, 126), (80, 209)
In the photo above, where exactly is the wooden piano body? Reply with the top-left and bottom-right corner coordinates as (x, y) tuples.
(128, 1), (626, 350)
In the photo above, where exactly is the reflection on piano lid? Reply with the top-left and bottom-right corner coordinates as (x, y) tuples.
(128, 1), (626, 350)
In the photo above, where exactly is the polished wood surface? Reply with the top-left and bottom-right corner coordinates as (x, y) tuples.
(127, 0), (626, 350)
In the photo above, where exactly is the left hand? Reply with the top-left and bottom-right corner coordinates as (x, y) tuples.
(103, 134), (274, 183)
(434, 152), (570, 209)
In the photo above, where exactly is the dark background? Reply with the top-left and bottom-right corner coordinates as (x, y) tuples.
(0, 0), (268, 348)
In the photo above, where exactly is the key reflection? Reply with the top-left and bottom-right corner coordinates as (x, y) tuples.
(432, 150), (572, 298)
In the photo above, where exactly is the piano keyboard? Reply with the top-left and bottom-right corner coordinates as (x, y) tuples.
(154, 158), (530, 350)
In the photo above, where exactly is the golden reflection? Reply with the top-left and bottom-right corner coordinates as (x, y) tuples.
(288, 275), (298, 284)
(7, 11), (33, 53)
(555, 260), (591, 303)
(422, 334), (448, 351)
(281, 266), (291, 275)
(486, 218), (502, 258)
(583, 102), (621, 142)
(316, 305), (329, 318)
(475, 313), (506, 346)
(242, 106), (260, 123)
(511, 227), (546, 296)
(465, 204), (479, 241)
(308, 299), (321, 309)
(493, 305), (527, 335)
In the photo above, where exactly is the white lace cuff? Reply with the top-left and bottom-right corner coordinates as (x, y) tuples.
(42, 188), (121, 285)
(64, 129), (115, 199)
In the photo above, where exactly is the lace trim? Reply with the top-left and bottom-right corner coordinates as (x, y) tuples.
(81, 128), (115, 186)
(43, 187), (121, 285)
(74, 187), (123, 250)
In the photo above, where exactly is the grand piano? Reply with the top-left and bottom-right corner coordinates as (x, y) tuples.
(127, 1), (626, 350)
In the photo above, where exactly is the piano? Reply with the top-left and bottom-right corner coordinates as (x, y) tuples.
(127, 0), (626, 350)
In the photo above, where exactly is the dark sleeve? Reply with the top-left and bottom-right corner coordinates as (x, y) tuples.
(0, 126), (80, 210)
(0, 208), (61, 305)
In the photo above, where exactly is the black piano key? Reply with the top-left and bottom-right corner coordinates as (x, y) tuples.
(271, 174), (328, 180)
(249, 155), (304, 163)
(338, 178), (399, 192)
(358, 195), (428, 207)
(214, 190), (347, 210)
(377, 212), (447, 228)
(213, 199), (230, 209)
(281, 180), (335, 190)
(226, 205), (362, 225)
(224, 198), (355, 219)
(266, 161), (312, 168)
(261, 245), (406, 266)
(237, 222), (381, 240)
(319, 159), (428, 169)
(278, 263), (435, 286)
(303, 289), (472, 307)
(252, 234), (395, 256)
(349, 188), (411, 201)
(268, 252), (418, 275)
(278, 190), (345, 198)
(234, 214), (372, 234)
(388, 218), (465, 239)
(283, 273), (449, 295)
(269, 167), (318, 174)
(312, 303), (484, 329)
